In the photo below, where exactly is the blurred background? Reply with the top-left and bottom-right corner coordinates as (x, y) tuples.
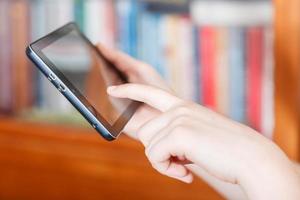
(0, 0), (299, 199)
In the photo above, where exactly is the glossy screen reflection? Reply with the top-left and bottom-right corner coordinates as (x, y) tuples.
(42, 30), (131, 125)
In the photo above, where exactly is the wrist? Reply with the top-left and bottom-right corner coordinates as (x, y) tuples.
(238, 134), (300, 199)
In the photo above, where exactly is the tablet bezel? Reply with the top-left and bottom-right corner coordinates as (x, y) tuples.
(28, 22), (140, 140)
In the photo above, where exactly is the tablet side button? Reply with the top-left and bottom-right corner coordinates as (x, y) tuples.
(49, 73), (56, 81)
(58, 84), (66, 92)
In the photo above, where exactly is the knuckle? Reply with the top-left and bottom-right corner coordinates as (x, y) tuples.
(184, 101), (195, 108)
(151, 162), (161, 171)
(170, 125), (186, 141)
(151, 163), (167, 176)
(171, 115), (190, 127)
(148, 155), (158, 165)
(136, 130), (145, 143)
(174, 105), (190, 116)
(136, 129), (151, 146)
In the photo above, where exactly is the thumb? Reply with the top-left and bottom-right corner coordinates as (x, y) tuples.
(107, 84), (182, 112)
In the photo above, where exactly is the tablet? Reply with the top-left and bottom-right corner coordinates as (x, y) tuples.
(26, 22), (140, 141)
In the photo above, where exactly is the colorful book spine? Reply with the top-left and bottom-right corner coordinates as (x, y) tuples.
(74, 0), (85, 31)
(229, 27), (246, 122)
(191, 1), (273, 27)
(116, 0), (138, 57)
(29, 0), (47, 108)
(0, 0), (275, 137)
(193, 26), (201, 103)
(215, 27), (229, 115)
(0, 0), (13, 113)
(261, 27), (274, 138)
(200, 26), (216, 109)
(138, 9), (162, 76)
(191, 0), (274, 134)
(103, 0), (117, 48)
(178, 16), (196, 101)
(10, 0), (32, 112)
(84, 0), (105, 44)
(85, 0), (115, 47)
(41, 0), (74, 113)
(164, 15), (182, 96)
(157, 13), (167, 79)
(160, 15), (175, 87)
(246, 27), (264, 131)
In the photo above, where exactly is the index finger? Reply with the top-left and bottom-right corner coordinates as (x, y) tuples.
(107, 84), (182, 112)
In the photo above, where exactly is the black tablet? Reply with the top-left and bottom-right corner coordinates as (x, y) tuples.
(26, 22), (140, 141)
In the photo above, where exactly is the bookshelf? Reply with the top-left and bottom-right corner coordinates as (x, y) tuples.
(0, 0), (299, 199)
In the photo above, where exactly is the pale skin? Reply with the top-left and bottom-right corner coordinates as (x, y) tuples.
(97, 44), (300, 200)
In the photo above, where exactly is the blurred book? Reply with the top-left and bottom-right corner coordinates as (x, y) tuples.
(191, 0), (274, 135)
(228, 27), (246, 123)
(191, 1), (273, 26)
(0, 0), (12, 113)
(0, 0), (274, 137)
(6, 1), (32, 113)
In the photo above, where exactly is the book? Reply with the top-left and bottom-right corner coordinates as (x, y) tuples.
(74, 0), (85, 31)
(139, 8), (166, 77)
(191, 0), (274, 133)
(160, 15), (182, 95)
(144, 1), (189, 13)
(229, 27), (246, 122)
(177, 16), (197, 101)
(200, 26), (217, 109)
(57, 0), (74, 29)
(40, 0), (75, 113)
(215, 27), (229, 115)
(116, 0), (138, 57)
(84, 0), (107, 44)
(0, 0), (275, 136)
(246, 27), (264, 131)
(103, 0), (117, 48)
(261, 27), (275, 138)
(0, 0), (13, 113)
(193, 26), (201, 103)
(191, 1), (273, 26)
(84, 0), (115, 47)
(29, 0), (47, 108)
(10, 0), (32, 112)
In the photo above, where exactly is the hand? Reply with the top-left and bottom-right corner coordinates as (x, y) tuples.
(97, 44), (172, 139)
(108, 83), (300, 199)
(107, 83), (261, 184)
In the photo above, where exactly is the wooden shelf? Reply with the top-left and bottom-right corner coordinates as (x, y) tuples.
(0, 118), (223, 200)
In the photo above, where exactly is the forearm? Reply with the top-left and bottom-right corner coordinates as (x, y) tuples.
(188, 165), (247, 200)
(188, 142), (300, 200)
(239, 142), (300, 200)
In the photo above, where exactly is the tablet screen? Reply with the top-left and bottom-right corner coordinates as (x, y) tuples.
(41, 30), (131, 125)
